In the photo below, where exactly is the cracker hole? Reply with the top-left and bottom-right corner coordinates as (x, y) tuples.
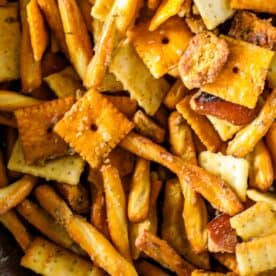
(161, 37), (169, 44)
(47, 125), (53, 133)
(232, 66), (239, 74)
(90, 123), (98, 131)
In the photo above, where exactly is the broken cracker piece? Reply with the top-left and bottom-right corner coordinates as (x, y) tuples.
(54, 89), (134, 168)
(8, 140), (84, 185)
(15, 97), (74, 164)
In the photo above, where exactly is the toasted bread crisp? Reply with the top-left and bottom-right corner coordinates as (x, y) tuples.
(229, 11), (276, 50)
(202, 36), (274, 109)
(54, 89), (134, 168)
(179, 32), (229, 89)
(8, 140), (84, 185)
(15, 97), (74, 164)
(129, 16), (192, 78)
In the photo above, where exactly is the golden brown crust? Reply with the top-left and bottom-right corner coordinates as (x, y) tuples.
(179, 32), (229, 89)
(54, 89), (134, 168)
(15, 97), (74, 164)
(191, 91), (256, 126)
(207, 215), (237, 253)
(135, 230), (195, 275)
(229, 11), (276, 50)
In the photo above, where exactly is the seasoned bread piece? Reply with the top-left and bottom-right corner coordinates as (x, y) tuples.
(229, 11), (276, 50)
(179, 32), (229, 89)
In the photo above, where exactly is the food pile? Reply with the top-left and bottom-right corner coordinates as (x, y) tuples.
(0, 0), (276, 275)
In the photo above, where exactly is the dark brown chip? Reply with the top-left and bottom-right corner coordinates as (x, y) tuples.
(207, 214), (237, 253)
(190, 91), (257, 125)
(178, 32), (229, 89)
(229, 11), (276, 50)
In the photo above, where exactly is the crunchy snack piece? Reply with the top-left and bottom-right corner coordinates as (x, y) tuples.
(0, 175), (37, 214)
(133, 110), (165, 143)
(44, 67), (82, 98)
(193, 0), (234, 30)
(266, 122), (276, 178)
(121, 132), (243, 215)
(135, 230), (195, 275)
(17, 199), (75, 250)
(8, 140), (85, 185)
(176, 95), (222, 152)
(27, 0), (49, 61)
(129, 176), (162, 259)
(163, 79), (188, 110)
(236, 233), (276, 275)
(54, 89), (134, 168)
(202, 36), (274, 109)
(21, 237), (95, 276)
(227, 89), (276, 157)
(162, 178), (210, 269)
(247, 140), (274, 191)
(149, 0), (186, 31)
(179, 32), (229, 89)
(0, 90), (40, 111)
(15, 97), (74, 164)
(106, 147), (135, 177)
(185, 16), (206, 34)
(207, 215), (237, 253)
(0, 210), (32, 251)
(88, 171), (110, 238)
(109, 42), (170, 115)
(0, 4), (20, 82)
(230, 202), (276, 241)
(67, 216), (138, 276)
(199, 151), (249, 201)
(84, 11), (117, 88)
(207, 115), (242, 142)
(55, 182), (90, 214)
(34, 185), (73, 228)
(106, 95), (137, 118)
(98, 73), (124, 92)
(191, 92), (256, 126)
(37, 0), (68, 57)
(91, 0), (114, 21)
(128, 158), (151, 223)
(57, 0), (93, 79)
(129, 17), (192, 78)
(231, 0), (276, 15)
(229, 11), (276, 50)
(213, 253), (239, 274)
(169, 111), (197, 163)
(101, 165), (131, 261)
(247, 189), (276, 211)
(136, 260), (170, 276)
(20, 0), (42, 92)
